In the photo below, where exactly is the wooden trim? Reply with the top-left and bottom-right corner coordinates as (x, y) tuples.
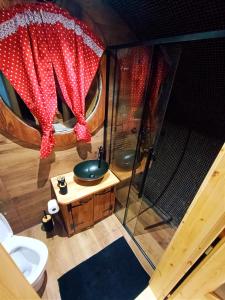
(170, 237), (225, 300)
(59, 204), (75, 236)
(0, 55), (106, 150)
(0, 244), (40, 300)
(149, 144), (225, 299)
(206, 292), (223, 300)
(50, 169), (119, 205)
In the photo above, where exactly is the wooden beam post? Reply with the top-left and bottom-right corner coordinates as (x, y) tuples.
(170, 236), (225, 299)
(0, 244), (40, 300)
(149, 144), (225, 299)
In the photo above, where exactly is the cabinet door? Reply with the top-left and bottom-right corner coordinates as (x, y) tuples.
(71, 196), (94, 233)
(94, 188), (115, 223)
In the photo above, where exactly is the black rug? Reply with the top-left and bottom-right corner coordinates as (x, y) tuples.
(58, 237), (150, 300)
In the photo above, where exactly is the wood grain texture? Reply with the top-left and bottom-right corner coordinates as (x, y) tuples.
(0, 244), (40, 300)
(19, 214), (154, 300)
(111, 157), (147, 182)
(72, 196), (94, 233)
(58, 204), (74, 236)
(150, 144), (225, 300)
(0, 0), (135, 233)
(68, 0), (137, 46)
(135, 287), (157, 300)
(171, 237), (225, 300)
(204, 294), (222, 300)
(121, 192), (176, 266)
(94, 188), (114, 222)
(0, 0), (27, 9)
(51, 169), (119, 204)
(0, 129), (103, 233)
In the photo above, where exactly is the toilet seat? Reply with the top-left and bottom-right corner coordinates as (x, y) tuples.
(0, 213), (48, 291)
(2, 235), (48, 286)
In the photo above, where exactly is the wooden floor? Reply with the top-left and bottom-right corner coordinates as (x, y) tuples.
(20, 214), (154, 300)
(115, 185), (176, 266)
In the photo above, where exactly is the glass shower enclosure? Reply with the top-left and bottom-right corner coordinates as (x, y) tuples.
(105, 36), (225, 269)
(105, 43), (181, 267)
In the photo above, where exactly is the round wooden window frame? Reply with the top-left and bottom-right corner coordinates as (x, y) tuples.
(0, 55), (106, 150)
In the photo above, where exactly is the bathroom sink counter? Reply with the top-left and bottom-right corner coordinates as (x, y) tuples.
(51, 169), (119, 205)
(51, 169), (120, 236)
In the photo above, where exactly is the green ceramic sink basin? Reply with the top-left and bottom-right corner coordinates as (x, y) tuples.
(114, 149), (141, 170)
(73, 160), (109, 181)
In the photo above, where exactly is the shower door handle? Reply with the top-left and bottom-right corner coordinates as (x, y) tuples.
(138, 147), (155, 198)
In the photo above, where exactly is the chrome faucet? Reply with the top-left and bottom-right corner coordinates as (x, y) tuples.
(98, 146), (104, 168)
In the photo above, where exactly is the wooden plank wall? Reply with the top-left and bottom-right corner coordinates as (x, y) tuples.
(149, 144), (225, 299)
(0, 130), (103, 233)
(171, 236), (225, 300)
(0, 244), (40, 300)
(0, 0), (135, 233)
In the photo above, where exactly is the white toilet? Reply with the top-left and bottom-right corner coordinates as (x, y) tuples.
(0, 213), (48, 291)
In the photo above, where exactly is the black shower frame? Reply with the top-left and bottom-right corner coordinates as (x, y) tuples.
(103, 29), (225, 269)
(104, 28), (225, 187)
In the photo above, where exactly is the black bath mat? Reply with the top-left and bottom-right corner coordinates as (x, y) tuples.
(58, 237), (150, 300)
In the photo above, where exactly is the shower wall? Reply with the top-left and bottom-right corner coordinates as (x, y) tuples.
(108, 38), (225, 267)
(143, 39), (225, 227)
(107, 46), (153, 222)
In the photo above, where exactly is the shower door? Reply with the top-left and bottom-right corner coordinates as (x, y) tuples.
(113, 45), (181, 267)
(106, 45), (153, 223)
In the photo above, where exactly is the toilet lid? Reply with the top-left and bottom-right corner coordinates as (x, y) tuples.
(0, 213), (13, 243)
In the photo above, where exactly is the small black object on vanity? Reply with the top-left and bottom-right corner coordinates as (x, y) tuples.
(57, 176), (68, 195)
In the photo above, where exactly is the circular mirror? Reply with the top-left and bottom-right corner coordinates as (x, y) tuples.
(0, 70), (102, 134)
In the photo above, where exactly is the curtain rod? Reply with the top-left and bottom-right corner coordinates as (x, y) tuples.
(108, 29), (225, 50)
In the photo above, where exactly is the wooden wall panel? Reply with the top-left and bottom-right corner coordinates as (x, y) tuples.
(0, 244), (40, 300)
(0, 129), (103, 233)
(0, 1), (135, 233)
(70, 0), (137, 45)
(149, 145), (225, 299)
(171, 237), (225, 300)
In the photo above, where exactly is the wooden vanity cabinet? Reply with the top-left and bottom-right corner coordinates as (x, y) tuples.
(69, 187), (115, 234)
(94, 188), (115, 223)
(71, 196), (94, 233)
(51, 170), (120, 236)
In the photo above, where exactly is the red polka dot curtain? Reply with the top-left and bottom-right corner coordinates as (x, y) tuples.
(0, 3), (105, 158)
(119, 47), (152, 126)
(118, 47), (168, 133)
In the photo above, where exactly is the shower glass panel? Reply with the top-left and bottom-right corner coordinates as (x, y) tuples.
(123, 45), (181, 267)
(123, 38), (225, 268)
(108, 46), (153, 223)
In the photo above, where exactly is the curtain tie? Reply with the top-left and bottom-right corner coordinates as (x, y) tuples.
(74, 114), (91, 142)
(40, 126), (55, 158)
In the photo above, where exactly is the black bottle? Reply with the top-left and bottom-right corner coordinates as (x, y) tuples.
(59, 182), (68, 195)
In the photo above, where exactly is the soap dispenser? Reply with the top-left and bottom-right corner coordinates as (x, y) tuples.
(58, 176), (68, 195)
